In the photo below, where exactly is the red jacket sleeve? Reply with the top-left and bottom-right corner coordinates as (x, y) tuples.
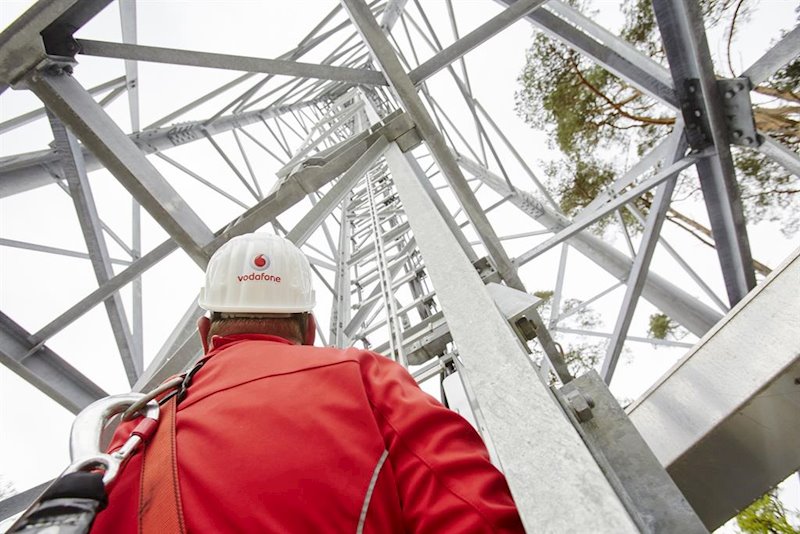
(359, 351), (526, 533)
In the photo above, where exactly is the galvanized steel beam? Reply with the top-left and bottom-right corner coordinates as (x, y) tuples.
(27, 69), (215, 266)
(458, 153), (723, 336)
(287, 137), (389, 246)
(384, 141), (638, 532)
(409, 0), (547, 85)
(118, 0), (144, 367)
(628, 248), (800, 530)
(496, 0), (678, 107)
(0, 75), (125, 134)
(514, 153), (700, 266)
(330, 201), (353, 347)
(0, 0), (78, 90)
(600, 135), (687, 383)
(0, 238), (130, 266)
(757, 133), (800, 178)
(379, 0), (409, 30)
(0, 311), (107, 415)
(76, 39), (389, 86)
(48, 113), (141, 384)
(544, 1), (675, 96)
(741, 25), (800, 86)
(343, 0), (525, 291)
(0, 99), (319, 198)
(653, 0), (756, 305)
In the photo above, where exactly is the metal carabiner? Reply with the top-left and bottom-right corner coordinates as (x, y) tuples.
(63, 393), (160, 486)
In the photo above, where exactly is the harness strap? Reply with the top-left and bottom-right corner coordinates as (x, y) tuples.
(138, 394), (186, 534)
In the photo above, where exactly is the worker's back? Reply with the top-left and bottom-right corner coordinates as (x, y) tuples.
(91, 334), (524, 533)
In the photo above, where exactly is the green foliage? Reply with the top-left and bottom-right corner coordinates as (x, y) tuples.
(736, 489), (800, 534)
(734, 146), (800, 236)
(648, 313), (673, 340)
(620, 0), (661, 56)
(770, 57), (800, 97)
(556, 158), (616, 217)
(562, 341), (604, 375)
(515, 0), (800, 237)
(647, 313), (689, 341)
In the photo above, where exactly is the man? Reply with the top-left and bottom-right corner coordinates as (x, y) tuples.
(92, 232), (525, 533)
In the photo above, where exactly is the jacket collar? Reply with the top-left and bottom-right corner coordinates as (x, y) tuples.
(208, 333), (296, 354)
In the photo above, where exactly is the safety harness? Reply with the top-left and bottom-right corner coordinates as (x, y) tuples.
(8, 358), (209, 534)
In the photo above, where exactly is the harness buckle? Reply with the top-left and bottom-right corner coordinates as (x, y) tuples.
(65, 393), (160, 486)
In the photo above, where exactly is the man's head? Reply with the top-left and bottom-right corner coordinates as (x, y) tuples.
(198, 233), (316, 348)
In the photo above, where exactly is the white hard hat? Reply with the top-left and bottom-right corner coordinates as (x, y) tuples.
(199, 233), (316, 313)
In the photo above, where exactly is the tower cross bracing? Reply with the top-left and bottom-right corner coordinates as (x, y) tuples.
(1, 0), (798, 530)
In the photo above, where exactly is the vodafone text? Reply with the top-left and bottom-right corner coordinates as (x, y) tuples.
(237, 272), (282, 282)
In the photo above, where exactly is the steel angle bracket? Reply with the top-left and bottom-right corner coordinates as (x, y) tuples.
(554, 371), (708, 534)
(679, 77), (762, 151)
(473, 256), (501, 284)
(680, 79), (713, 151)
(485, 282), (541, 344)
(717, 78), (762, 148)
(11, 54), (77, 91)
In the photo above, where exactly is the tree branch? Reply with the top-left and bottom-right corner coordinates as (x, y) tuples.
(566, 56), (675, 126)
(753, 86), (800, 104)
(726, 0), (747, 76)
(741, 187), (800, 198)
(638, 196), (773, 277)
(665, 207), (772, 276)
(754, 109), (800, 138)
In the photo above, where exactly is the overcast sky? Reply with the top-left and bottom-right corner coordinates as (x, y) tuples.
(1, 0), (798, 529)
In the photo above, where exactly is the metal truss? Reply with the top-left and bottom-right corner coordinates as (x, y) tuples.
(1, 0), (798, 529)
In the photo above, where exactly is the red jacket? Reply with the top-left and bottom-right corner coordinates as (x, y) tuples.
(92, 334), (525, 533)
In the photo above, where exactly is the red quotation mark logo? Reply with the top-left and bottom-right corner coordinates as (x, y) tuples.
(252, 254), (270, 271)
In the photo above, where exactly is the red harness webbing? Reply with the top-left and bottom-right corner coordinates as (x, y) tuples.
(138, 394), (186, 533)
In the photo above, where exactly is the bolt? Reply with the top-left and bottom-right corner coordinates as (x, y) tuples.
(688, 84), (696, 94)
(694, 109), (702, 118)
(733, 130), (743, 139)
(725, 90), (735, 99)
(46, 64), (68, 76)
(744, 137), (754, 145)
(736, 82), (745, 91)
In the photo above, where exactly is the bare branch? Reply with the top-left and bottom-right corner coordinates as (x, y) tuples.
(665, 208), (773, 276)
(726, 0), (747, 76)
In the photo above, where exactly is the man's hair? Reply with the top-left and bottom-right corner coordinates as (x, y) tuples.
(207, 313), (308, 346)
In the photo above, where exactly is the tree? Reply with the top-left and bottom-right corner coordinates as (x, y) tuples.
(736, 488), (800, 534)
(515, 0), (800, 247)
